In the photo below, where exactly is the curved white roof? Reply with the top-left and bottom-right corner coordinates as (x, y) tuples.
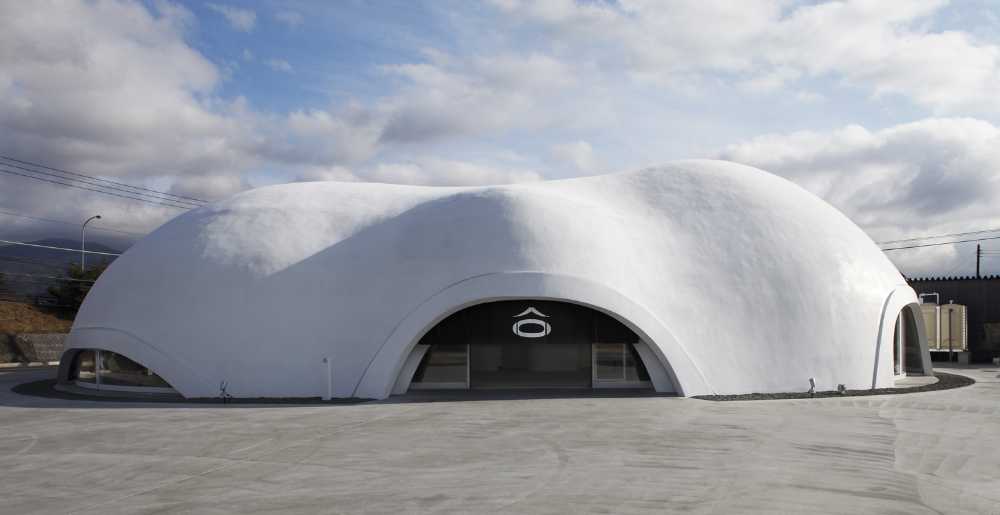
(64, 159), (926, 398)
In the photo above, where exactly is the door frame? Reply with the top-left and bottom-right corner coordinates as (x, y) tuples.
(591, 342), (652, 389)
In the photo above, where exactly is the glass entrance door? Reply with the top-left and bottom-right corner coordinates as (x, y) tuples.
(409, 344), (469, 389)
(593, 343), (626, 382)
(592, 343), (651, 388)
(405, 300), (654, 392)
(470, 342), (591, 389)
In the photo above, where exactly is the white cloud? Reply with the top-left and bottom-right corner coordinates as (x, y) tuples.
(168, 174), (249, 201)
(377, 53), (579, 143)
(369, 158), (542, 186)
(494, 0), (1000, 113)
(794, 91), (825, 104)
(294, 166), (358, 183)
(0, 0), (544, 215)
(739, 67), (802, 94)
(275, 10), (304, 28)
(291, 159), (540, 187)
(273, 108), (380, 165)
(265, 58), (293, 73)
(0, 1), (378, 238)
(207, 3), (256, 32)
(0, 1), (233, 229)
(551, 140), (599, 173)
(718, 118), (1000, 276)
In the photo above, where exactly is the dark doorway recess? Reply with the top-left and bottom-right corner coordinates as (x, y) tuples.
(410, 300), (650, 390)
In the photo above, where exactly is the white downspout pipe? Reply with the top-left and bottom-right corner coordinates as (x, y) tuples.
(322, 357), (332, 400)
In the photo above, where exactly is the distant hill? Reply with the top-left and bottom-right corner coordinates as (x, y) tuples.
(0, 238), (122, 299)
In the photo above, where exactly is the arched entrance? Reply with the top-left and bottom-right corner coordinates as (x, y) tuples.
(353, 271), (705, 399)
(396, 300), (671, 392)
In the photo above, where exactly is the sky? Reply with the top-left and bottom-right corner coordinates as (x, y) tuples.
(2, 0), (1000, 277)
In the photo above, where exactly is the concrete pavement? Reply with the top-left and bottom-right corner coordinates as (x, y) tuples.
(0, 366), (998, 514)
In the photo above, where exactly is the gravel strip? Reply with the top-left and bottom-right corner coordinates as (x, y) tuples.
(11, 378), (366, 404)
(693, 372), (974, 401)
(11, 373), (976, 404)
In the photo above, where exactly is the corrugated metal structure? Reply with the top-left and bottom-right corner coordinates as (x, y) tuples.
(908, 275), (999, 362)
(938, 303), (968, 352)
(919, 303), (940, 349)
(923, 302), (968, 351)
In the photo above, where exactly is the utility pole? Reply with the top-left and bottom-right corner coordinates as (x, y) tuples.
(976, 243), (981, 279)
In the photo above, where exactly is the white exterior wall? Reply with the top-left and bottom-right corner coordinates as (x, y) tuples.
(64, 159), (926, 398)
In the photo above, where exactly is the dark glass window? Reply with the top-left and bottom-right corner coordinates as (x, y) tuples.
(408, 300), (653, 390)
(98, 351), (171, 388)
(71, 350), (96, 383)
(412, 344), (467, 384)
(70, 349), (172, 389)
(593, 343), (650, 383)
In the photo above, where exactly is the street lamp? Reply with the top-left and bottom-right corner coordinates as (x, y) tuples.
(81, 215), (102, 270)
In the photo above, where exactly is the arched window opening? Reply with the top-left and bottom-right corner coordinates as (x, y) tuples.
(68, 349), (175, 393)
(403, 300), (667, 392)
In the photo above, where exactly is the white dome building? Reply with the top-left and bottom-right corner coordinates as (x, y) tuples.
(58, 160), (932, 399)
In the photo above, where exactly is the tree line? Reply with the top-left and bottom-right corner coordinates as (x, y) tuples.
(46, 261), (109, 311)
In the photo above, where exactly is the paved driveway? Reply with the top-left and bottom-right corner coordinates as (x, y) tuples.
(0, 366), (998, 514)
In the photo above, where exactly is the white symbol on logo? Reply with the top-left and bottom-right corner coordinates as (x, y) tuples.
(512, 307), (552, 338)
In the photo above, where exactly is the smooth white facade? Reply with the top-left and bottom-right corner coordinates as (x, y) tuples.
(62, 159), (930, 399)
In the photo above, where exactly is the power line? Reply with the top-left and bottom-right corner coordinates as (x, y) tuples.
(877, 227), (1000, 245)
(0, 209), (147, 237)
(1, 160), (202, 206)
(880, 234), (1000, 251)
(0, 239), (121, 256)
(0, 155), (208, 204)
(0, 162), (201, 208)
(0, 165), (194, 210)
